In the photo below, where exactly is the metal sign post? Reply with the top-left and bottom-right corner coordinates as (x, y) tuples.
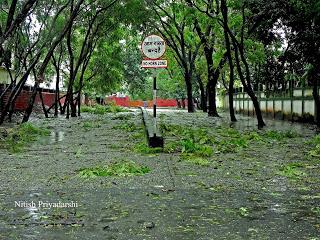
(141, 34), (167, 147)
(152, 70), (157, 137)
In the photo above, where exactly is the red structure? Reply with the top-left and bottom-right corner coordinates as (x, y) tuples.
(1, 89), (65, 111)
(1, 90), (185, 112)
(107, 96), (179, 108)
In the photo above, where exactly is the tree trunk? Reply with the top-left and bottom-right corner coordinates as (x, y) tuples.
(196, 74), (207, 112)
(185, 72), (194, 113)
(222, 20), (236, 121)
(0, 56), (40, 124)
(70, 97), (77, 117)
(233, 42), (265, 128)
(5, 0), (84, 123)
(221, 0), (264, 127)
(54, 77), (60, 117)
(228, 84), (236, 122)
(77, 93), (81, 116)
(181, 98), (186, 109)
(85, 94), (89, 105)
(38, 88), (48, 118)
(208, 68), (219, 117)
(52, 56), (60, 117)
(176, 98), (181, 108)
(22, 82), (39, 123)
(312, 67), (320, 126)
(61, 100), (66, 114)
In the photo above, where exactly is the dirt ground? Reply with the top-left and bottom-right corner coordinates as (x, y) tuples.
(0, 109), (319, 240)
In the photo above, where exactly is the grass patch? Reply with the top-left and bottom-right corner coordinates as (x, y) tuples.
(309, 134), (320, 157)
(160, 123), (214, 155)
(75, 147), (83, 158)
(82, 121), (101, 131)
(159, 122), (301, 161)
(81, 103), (129, 115)
(78, 161), (150, 178)
(263, 130), (299, 140)
(105, 102), (129, 113)
(130, 132), (145, 140)
(112, 122), (137, 132)
(1, 123), (50, 153)
(181, 139), (213, 157)
(111, 114), (132, 121)
(279, 163), (306, 179)
(239, 207), (249, 217)
(134, 142), (163, 154)
(311, 207), (320, 216)
(160, 123), (242, 155)
(163, 141), (181, 153)
(180, 156), (210, 166)
(81, 105), (107, 115)
(216, 138), (248, 153)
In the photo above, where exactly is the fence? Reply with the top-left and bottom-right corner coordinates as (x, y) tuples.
(223, 87), (319, 122)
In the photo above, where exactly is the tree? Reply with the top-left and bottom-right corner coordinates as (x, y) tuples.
(247, 0), (320, 126)
(150, 0), (201, 112)
(186, 0), (227, 117)
(220, 0), (265, 128)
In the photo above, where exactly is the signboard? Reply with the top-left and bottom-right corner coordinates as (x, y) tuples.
(140, 34), (166, 148)
(141, 59), (168, 68)
(141, 35), (166, 60)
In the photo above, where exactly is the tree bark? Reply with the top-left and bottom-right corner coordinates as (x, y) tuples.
(22, 82), (38, 123)
(233, 42), (265, 128)
(311, 66), (320, 126)
(207, 63), (219, 117)
(38, 88), (48, 118)
(185, 72), (194, 113)
(17, 0), (86, 124)
(52, 54), (61, 117)
(0, 60), (38, 124)
(221, 0), (236, 122)
(181, 98), (186, 109)
(221, 0), (265, 128)
(196, 74), (207, 112)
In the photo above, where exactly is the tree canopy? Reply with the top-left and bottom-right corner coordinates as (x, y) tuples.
(0, 0), (319, 126)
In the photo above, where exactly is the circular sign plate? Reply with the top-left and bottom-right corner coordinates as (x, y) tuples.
(141, 35), (166, 59)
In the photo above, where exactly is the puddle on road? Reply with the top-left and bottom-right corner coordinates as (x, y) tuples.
(270, 176), (288, 192)
(269, 203), (287, 214)
(26, 205), (41, 220)
(229, 115), (318, 137)
(36, 130), (65, 145)
(50, 131), (65, 143)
